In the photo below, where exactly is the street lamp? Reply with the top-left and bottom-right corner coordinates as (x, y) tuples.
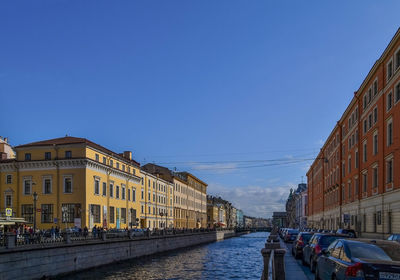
(159, 212), (164, 228)
(32, 192), (38, 233)
(165, 212), (168, 229)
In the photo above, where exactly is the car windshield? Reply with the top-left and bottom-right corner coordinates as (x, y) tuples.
(348, 242), (392, 261)
(320, 236), (339, 246)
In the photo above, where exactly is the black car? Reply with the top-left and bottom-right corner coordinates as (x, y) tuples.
(336, 228), (357, 238)
(284, 229), (299, 242)
(315, 239), (400, 280)
(292, 232), (313, 259)
(302, 233), (346, 272)
(388, 234), (400, 243)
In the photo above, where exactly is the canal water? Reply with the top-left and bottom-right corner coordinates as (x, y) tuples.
(58, 232), (269, 280)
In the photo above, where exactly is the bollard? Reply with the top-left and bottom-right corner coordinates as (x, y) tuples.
(274, 249), (286, 280)
(101, 231), (107, 241)
(265, 241), (280, 250)
(261, 248), (272, 279)
(5, 233), (16, 249)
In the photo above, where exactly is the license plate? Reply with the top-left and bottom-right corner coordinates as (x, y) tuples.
(379, 272), (400, 280)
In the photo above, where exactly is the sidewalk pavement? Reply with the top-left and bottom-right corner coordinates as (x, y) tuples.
(280, 239), (311, 280)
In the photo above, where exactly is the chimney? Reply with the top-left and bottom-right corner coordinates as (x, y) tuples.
(123, 151), (132, 160)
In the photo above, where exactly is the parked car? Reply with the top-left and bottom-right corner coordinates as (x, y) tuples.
(130, 228), (144, 237)
(292, 232), (313, 259)
(302, 233), (346, 272)
(284, 229), (299, 242)
(336, 228), (357, 238)
(315, 239), (400, 280)
(388, 234), (400, 242)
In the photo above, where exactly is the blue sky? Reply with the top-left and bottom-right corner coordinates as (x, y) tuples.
(1, 1), (399, 218)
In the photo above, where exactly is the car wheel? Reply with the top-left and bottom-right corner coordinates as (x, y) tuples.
(314, 265), (320, 280)
(310, 258), (315, 272)
(302, 255), (307, 266)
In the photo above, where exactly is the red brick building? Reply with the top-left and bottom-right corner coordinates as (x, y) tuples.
(307, 28), (400, 238)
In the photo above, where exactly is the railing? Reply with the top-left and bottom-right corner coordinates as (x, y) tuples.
(0, 228), (220, 249)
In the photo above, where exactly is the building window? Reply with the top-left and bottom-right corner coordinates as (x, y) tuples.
(387, 91), (393, 111)
(102, 182), (106, 196)
(63, 176), (73, 193)
(373, 80), (378, 96)
(43, 177), (52, 194)
(116, 186), (120, 199)
(128, 189), (131, 201)
(132, 188), (136, 202)
(388, 60), (393, 81)
(141, 205), (144, 214)
(110, 184), (114, 198)
(91, 204), (101, 223)
(355, 150), (359, 169)
(363, 141), (367, 162)
(65, 151), (72, 158)
(116, 162), (119, 169)
(25, 153), (31, 161)
(94, 179), (100, 195)
(45, 152), (51, 160)
(348, 182), (351, 199)
(386, 158), (393, 184)
(373, 132), (378, 155)
(121, 208), (126, 224)
(122, 185), (126, 200)
(348, 157), (352, 173)
(396, 49), (400, 70)
(6, 174), (12, 184)
(396, 82), (400, 103)
(377, 211), (382, 225)
(363, 119), (367, 133)
(141, 188), (144, 200)
(95, 154), (99, 161)
(21, 204), (33, 223)
(23, 178), (32, 195)
(41, 204), (54, 223)
(103, 157), (106, 164)
(387, 119), (393, 146)
(110, 206), (115, 223)
(62, 203), (81, 223)
(373, 166), (378, 189)
(362, 172), (368, 193)
(373, 107), (378, 123)
(355, 177), (359, 195)
(5, 195), (12, 208)
(110, 160), (113, 167)
(122, 165), (125, 171)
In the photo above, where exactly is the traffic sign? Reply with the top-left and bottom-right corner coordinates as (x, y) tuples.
(5, 208), (12, 217)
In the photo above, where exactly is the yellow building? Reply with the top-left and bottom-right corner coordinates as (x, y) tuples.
(142, 164), (207, 229)
(140, 170), (174, 229)
(0, 136), (142, 230)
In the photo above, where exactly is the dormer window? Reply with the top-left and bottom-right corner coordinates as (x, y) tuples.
(25, 153), (31, 161)
(387, 60), (393, 81)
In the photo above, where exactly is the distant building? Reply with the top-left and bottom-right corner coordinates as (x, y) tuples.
(295, 183), (308, 230)
(244, 215), (253, 228)
(0, 136), (15, 159)
(236, 209), (244, 228)
(272, 212), (287, 228)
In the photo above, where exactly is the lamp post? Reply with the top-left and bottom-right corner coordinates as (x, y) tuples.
(165, 212), (168, 229)
(32, 192), (38, 233)
(159, 212), (164, 228)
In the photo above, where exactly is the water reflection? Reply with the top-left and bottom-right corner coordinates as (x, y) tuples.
(59, 232), (269, 280)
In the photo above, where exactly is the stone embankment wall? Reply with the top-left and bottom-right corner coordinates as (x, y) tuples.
(0, 230), (236, 280)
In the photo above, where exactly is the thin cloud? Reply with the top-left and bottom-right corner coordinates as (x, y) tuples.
(207, 183), (291, 218)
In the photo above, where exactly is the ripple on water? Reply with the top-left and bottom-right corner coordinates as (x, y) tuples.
(57, 232), (269, 280)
